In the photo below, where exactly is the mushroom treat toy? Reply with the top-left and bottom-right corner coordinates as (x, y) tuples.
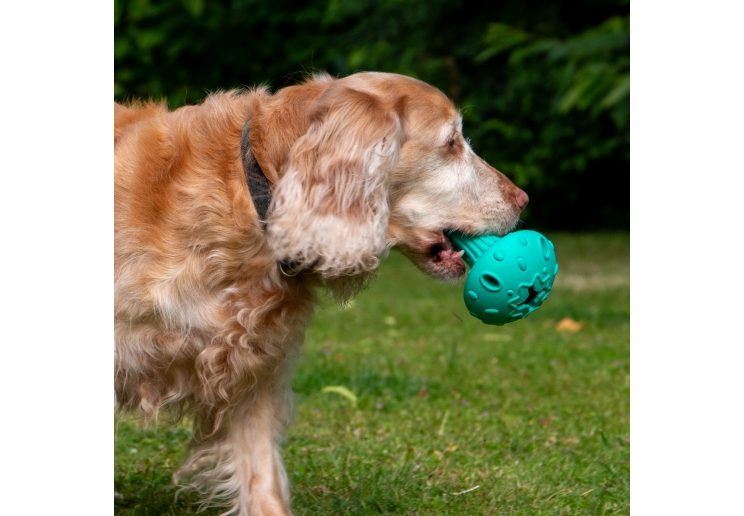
(446, 230), (559, 326)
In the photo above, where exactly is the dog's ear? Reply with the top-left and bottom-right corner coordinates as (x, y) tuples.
(266, 86), (404, 278)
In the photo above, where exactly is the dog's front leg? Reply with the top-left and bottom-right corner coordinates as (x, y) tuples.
(177, 376), (293, 516)
(231, 380), (293, 516)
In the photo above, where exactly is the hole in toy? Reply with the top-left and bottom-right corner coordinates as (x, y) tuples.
(519, 286), (539, 307)
(540, 237), (551, 260)
(480, 273), (502, 292)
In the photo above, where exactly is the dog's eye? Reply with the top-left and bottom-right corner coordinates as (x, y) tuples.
(448, 138), (456, 148)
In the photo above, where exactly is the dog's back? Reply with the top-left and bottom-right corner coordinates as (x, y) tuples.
(114, 101), (167, 144)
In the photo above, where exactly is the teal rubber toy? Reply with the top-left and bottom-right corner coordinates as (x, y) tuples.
(446, 230), (558, 326)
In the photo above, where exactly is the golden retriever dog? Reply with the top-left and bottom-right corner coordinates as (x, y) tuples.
(115, 71), (528, 515)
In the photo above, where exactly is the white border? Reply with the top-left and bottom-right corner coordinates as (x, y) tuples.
(0, 1), (112, 513)
(632, 1), (744, 514)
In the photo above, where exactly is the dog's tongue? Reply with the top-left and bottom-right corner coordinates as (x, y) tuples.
(436, 247), (466, 275)
(438, 248), (463, 263)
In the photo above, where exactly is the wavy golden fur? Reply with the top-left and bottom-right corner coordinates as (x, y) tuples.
(115, 72), (528, 515)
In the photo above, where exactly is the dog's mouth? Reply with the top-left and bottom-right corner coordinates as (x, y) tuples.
(423, 230), (467, 280)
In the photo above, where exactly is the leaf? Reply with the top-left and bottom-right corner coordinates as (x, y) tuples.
(321, 386), (358, 407)
(599, 74), (630, 109)
(182, 0), (205, 18)
(437, 410), (449, 436)
(133, 28), (166, 51)
(508, 39), (559, 65)
(555, 318), (584, 332)
(474, 23), (533, 64)
(480, 118), (519, 139)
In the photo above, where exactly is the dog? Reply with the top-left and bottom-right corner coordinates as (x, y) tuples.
(114, 71), (528, 515)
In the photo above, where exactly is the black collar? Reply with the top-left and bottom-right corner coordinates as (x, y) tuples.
(240, 119), (309, 277)
(240, 118), (272, 223)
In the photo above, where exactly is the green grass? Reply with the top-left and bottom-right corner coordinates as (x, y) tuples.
(115, 232), (630, 515)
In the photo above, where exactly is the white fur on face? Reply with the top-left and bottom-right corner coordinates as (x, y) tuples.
(390, 119), (516, 236)
(386, 117), (520, 280)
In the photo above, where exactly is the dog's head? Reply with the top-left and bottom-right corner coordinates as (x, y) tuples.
(257, 72), (527, 282)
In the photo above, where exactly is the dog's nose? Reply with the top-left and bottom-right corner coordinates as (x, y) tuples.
(515, 189), (529, 211)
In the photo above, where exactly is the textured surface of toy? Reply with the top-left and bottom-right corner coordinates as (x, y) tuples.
(447, 230), (558, 326)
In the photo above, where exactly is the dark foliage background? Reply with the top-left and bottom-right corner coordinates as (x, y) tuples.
(114, 0), (629, 230)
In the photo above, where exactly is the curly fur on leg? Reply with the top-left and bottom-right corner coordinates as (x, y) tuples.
(175, 378), (295, 516)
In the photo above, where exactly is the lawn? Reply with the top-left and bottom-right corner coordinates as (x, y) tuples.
(115, 232), (630, 515)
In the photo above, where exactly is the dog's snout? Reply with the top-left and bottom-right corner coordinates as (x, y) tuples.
(515, 189), (529, 211)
